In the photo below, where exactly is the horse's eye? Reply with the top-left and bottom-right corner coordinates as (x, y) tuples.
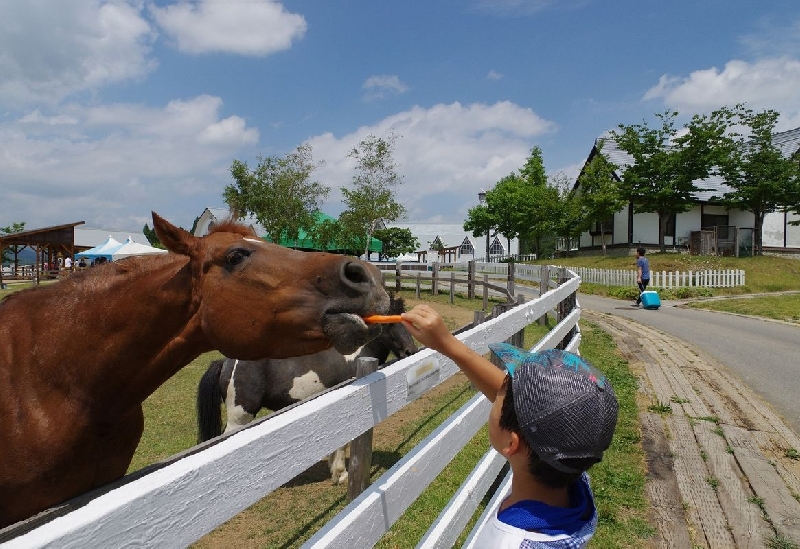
(226, 249), (251, 266)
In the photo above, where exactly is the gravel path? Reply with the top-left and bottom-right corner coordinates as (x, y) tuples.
(584, 311), (800, 548)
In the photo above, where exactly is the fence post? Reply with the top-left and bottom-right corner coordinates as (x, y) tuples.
(556, 267), (576, 350)
(415, 272), (421, 299)
(431, 263), (439, 296)
(467, 260), (475, 300)
(538, 265), (550, 325)
(507, 257), (515, 298)
(449, 272), (455, 304)
(510, 295), (525, 348)
(347, 356), (379, 502)
(482, 274), (489, 311)
(395, 260), (402, 294)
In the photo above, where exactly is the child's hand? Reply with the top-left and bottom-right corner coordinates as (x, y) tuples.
(401, 304), (455, 352)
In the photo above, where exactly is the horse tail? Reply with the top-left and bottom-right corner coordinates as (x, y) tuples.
(197, 359), (225, 443)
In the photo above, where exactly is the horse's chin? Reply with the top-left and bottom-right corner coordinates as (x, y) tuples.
(322, 313), (372, 354)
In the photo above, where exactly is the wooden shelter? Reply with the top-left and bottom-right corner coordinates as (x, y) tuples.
(0, 221), (84, 286)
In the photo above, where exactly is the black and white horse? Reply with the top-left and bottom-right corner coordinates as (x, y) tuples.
(196, 297), (418, 484)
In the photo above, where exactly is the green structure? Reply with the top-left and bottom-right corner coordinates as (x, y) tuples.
(267, 212), (382, 253)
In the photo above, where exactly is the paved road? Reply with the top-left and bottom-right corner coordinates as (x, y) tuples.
(570, 292), (800, 434)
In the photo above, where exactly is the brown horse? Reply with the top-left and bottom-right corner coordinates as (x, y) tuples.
(0, 212), (389, 528)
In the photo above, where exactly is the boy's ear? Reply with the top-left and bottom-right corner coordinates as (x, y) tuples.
(501, 431), (525, 458)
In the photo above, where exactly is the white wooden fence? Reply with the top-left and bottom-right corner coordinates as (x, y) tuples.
(571, 267), (746, 288)
(396, 261), (745, 289)
(2, 271), (581, 548)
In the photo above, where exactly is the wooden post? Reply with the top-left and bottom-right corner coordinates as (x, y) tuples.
(415, 272), (421, 299)
(556, 267), (576, 350)
(449, 272), (455, 304)
(507, 257), (515, 298)
(482, 274), (488, 311)
(347, 356), (379, 501)
(538, 265), (549, 325)
(395, 260), (402, 293)
(510, 295), (526, 348)
(431, 263), (439, 296)
(467, 260), (475, 300)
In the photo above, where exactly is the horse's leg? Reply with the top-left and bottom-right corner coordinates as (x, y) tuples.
(328, 443), (349, 485)
(223, 360), (256, 434)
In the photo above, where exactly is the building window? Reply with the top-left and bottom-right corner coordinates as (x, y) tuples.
(459, 237), (474, 255)
(701, 213), (728, 229)
(489, 237), (504, 256)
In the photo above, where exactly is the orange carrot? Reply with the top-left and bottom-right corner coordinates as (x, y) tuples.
(363, 314), (404, 324)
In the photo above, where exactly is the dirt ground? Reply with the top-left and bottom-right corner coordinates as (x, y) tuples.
(584, 310), (800, 548)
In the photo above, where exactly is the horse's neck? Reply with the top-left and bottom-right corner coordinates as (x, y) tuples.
(29, 258), (203, 413)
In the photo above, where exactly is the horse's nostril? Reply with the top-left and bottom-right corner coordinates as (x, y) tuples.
(343, 262), (370, 286)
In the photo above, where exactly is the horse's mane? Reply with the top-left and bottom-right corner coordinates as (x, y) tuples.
(388, 296), (405, 314)
(208, 218), (257, 238)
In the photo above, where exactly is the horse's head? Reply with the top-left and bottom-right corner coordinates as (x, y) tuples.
(152, 212), (390, 359)
(373, 297), (418, 360)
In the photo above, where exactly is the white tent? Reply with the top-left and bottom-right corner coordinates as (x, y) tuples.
(75, 236), (123, 260)
(111, 240), (167, 260)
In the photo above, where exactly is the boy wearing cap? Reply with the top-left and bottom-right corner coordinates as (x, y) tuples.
(401, 304), (618, 548)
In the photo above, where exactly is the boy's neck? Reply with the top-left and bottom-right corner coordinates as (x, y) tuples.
(501, 463), (571, 509)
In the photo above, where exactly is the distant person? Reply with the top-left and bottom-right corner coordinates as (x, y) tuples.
(634, 247), (650, 307)
(78, 258), (86, 269)
(64, 257), (72, 270)
(401, 304), (619, 547)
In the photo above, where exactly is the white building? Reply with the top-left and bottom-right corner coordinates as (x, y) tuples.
(575, 128), (800, 254)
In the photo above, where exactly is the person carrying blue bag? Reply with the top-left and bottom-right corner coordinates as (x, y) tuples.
(634, 247), (650, 307)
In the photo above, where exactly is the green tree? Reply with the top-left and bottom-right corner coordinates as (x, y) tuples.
(549, 172), (588, 257)
(224, 143), (329, 246)
(372, 227), (419, 261)
(576, 146), (625, 255)
(713, 105), (800, 254)
(514, 147), (560, 258)
(142, 224), (165, 248)
(611, 110), (727, 252)
(340, 133), (406, 258)
(1, 222), (27, 266)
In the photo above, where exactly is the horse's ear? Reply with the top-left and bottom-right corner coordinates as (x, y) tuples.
(152, 211), (195, 256)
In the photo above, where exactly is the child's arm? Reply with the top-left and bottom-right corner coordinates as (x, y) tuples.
(401, 304), (506, 402)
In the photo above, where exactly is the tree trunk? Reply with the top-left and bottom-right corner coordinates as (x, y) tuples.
(754, 210), (764, 255)
(658, 213), (667, 253)
(599, 223), (607, 256)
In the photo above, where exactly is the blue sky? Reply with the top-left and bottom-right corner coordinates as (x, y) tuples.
(2, 0), (800, 233)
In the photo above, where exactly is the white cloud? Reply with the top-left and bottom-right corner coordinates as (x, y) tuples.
(0, 95), (258, 230)
(149, 0), (306, 55)
(0, 0), (156, 107)
(470, 0), (589, 16)
(362, 75), (409, 100)
(307, 101), (556, 222)
(643, 58), (800, 130)
(487, 70), (503, 81)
